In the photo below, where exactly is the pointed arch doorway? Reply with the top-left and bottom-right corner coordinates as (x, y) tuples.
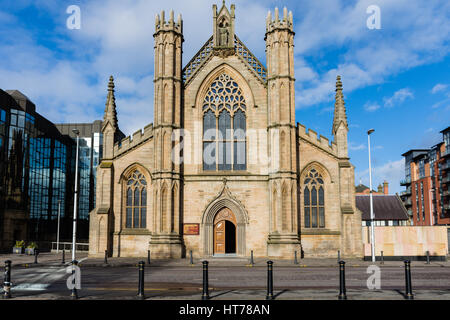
(213, 208), (237, 255)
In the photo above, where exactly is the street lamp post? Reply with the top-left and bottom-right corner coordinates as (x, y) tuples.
(56, 200), (61, 254)
(71, 129), (80, 263)
(367, 129), (376, 263)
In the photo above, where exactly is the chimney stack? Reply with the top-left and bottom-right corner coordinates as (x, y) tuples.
(383, 181), (389, 195)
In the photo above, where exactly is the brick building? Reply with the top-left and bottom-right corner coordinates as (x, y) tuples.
(400, 127), (450, 226)
(89, 3), (363, 259)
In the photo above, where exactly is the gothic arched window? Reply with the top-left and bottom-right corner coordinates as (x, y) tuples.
(125, 170), (147, 228)
(202, 73), (247, 171)
(303, 168), (325, 228)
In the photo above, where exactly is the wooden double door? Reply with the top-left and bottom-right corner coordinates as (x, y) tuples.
(213, 208), (237, 254)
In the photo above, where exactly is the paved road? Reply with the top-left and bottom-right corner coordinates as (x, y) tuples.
(3, 264), (450, 300)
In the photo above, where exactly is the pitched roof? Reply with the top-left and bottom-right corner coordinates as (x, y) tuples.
(356, 195), (409, 221)
(355, 184), (370, 193)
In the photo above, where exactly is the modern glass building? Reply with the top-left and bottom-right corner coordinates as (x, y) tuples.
(55, 121), (105, 240)
(0, 89), (109, 251)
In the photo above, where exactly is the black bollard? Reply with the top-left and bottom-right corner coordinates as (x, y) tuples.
(338, 261), (347, 300)
(190, 250), (194, 265)
(3, 260), (11, 299)
(62, 249), (65, 264)
(147, 250), (151, 265)
(404, 260), (414, 300)
(381, 251), (384, 264)
(137, 261), (145, 300)
(34, 249), (39, 264)
(426, 251), (430, 264)
(202, 261), (209, 300)
(250, 250), (254, 266)
(266, 261), (274, 300)
(294, 251), (299, 265)
(104, 250), (108, 264)
(70, 260), (78, 300)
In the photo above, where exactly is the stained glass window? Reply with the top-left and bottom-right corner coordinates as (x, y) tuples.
(125, 170), (147, 228)
(303, 169), (325, 228)
(202, 73), (246, 171)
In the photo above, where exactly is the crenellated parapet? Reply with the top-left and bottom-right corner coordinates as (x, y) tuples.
(155, 10), (182, 35)
(297, 122), (338, 156)
(113, 123), (154, 158)
(266, 7), (293, 34)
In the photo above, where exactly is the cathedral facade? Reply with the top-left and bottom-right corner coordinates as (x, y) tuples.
(88, 3), (363, 259)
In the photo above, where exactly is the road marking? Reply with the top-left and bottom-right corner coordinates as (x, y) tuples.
(11, 283), (49, 291)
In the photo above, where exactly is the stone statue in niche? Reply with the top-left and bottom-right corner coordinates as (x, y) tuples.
(218, 19), (229, 46)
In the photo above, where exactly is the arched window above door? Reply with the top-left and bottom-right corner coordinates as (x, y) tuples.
(202, 73), (247, 171)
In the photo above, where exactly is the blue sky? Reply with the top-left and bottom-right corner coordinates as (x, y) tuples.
(0, 0), (449, 194)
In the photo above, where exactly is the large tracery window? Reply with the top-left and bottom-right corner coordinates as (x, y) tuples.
(203, 73), (247, 171)
(303, 169), (325, 228)
(125, 170), (147, 228)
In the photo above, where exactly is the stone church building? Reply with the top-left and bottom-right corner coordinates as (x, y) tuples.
(89, 3), (363, 259)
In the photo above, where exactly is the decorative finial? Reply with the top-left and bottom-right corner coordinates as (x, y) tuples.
(275, 7), (279, 21)
(336, 75), (342, 91)
(108, 75), (114, 91)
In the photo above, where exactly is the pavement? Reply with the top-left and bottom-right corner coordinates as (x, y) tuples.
(1, 253), (449, 300)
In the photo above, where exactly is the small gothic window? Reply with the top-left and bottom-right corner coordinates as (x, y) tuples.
(303, 169), (325, 228)
(203, 73), (246, 171)
(125, 170), (147, 228)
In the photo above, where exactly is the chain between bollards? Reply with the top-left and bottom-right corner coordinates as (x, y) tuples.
(137, 261), (145, 300)
(34, 249), (39, 264)
(147, 250), (151, 265)
(294, 251), (299, 265)
(202, 261), (209, 300)
(3, 260), (11, 299)
(338, 260), (347, 300)
(404, 260), (414, 300)
(266, 261), (274, 300)
(70, 260), (78, 300)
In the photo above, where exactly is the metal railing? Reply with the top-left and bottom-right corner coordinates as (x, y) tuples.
(51, 242), (89, 252)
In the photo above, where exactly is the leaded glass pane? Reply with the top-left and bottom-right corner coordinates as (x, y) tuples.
(203, 110), (216, 139)
(304, 187), (310, 205)
(218, 110), (231, 140)
(311, 207), (317, 228)
(126, 208), (132, 228)
(319, 207), (325, 228)
(134, 188), (139, 206)
(133, 208), (139, 228)
(319, 187), (324, 205)
(233, 110), (246, 139)
(304, 207), (310, 228)
(141, 208), (146, 228)
(203, 142), (216, 170)
(234, 141), (246, 170)
(311, 186), (317, 205)
(127, 188), (132, 206)
(141, 189), (147, 206)
(218, 141), (232, 171)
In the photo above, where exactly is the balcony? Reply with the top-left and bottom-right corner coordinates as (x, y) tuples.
(400, 178), (411, 186)
(441, 161), (450, 171)
(443, 149), (450, 158)
(407, 209), (413, 216)
(443, 190), (450, 197)
(400, 188), (412, 196)
(403, 198), (412, 206)
(442, 176), (450, 184)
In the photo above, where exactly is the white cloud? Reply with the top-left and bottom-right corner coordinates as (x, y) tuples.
(431, 83), (448, 94)
(364, 101), (380, 112)
(356, 159), (404, 194)
(384, 88), (414, 107)
(349, 142), (366, 151)
(294, 0), (450, 108)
